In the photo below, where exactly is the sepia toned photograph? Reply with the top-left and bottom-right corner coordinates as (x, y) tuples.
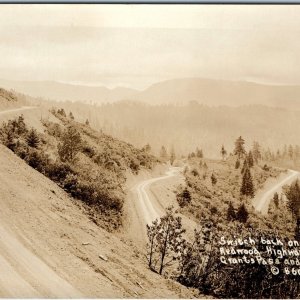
(1, 3), (300, 298)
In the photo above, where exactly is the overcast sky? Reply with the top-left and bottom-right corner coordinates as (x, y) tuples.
(0, 5), (299, 89)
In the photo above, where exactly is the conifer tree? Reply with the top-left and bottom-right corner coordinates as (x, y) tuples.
(160, 146), (168, 159)
(211, 173), (217, 185)
(235, 159), (240, 169)
(273, 192), (279, 208)
(146, 207), (186, 275)
(69, 112), (75, 120)
(17, 114), (27, 135)
(234, 136), (246, 159)
(285, 180), (300, 219)
(221, 145), (227, 160)
(240, 166), (254, 198)
(26, 128), (40, 148)
(247, 151), (254, 168)
(252, 141), (261, 164)
(196, 148), (203, 158)
(241, 159), (248, 174)
(236, 203), (249, 223)
(170, 146), (176, 165)
(227, 202), (236, 221)
(85, 119), (90, 126)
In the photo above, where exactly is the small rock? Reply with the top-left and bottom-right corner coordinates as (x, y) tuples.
(82, 242), (90, 246)
(99, 254), (108, 261)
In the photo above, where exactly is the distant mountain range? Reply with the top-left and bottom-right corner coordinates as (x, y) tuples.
(1, 78), (300, 109)
(0, 79), (137, 104)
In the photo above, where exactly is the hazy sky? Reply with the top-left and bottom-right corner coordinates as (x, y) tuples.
(0, 5), (299, 89)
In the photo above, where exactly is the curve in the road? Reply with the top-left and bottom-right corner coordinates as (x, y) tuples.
(254, 169), (299, 214)
(133, 167), (182, 225)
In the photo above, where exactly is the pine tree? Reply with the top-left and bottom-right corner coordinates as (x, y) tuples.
(285, 180), (300, 219)
(26, 128), (40, 148)
(196, 148), (203, 158)
(17, 114), (27, 135)
(235, 159), (240, 169)
(170, 146), (176, 165)
(236, 203), (249, 223)
(252, 141), (261, 164)
(85, 119), (90, 126)
(288, 145), (294, 160)
(227, 202), (236, 221)
(273, 192), (279, 208)
(240, 166), (254, 198)
(160, 146), (168, 159)
(211, 173), (217, 185)
(247, 151), (254, 168)
(221, 145), (227, 160)
(146, 207), (186, 275)
(234, 136), (246, 159)
(69, 112), (75, 120)
(241, 159), (248, 174)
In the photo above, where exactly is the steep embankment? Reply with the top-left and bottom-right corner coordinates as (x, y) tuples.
(0, 145), (197, 298)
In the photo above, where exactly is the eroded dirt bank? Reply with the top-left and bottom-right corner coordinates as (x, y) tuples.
(0, 146), (198, 298)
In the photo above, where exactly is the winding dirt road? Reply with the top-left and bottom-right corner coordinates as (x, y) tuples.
(253, 169), (300, 214)
(133, 167), (183, 225)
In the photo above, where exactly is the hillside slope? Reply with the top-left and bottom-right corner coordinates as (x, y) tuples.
(0, 145), (197, 298)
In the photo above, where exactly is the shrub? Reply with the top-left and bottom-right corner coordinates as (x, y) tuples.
(24, 149), (50, 174)
(58, 126), (82, 162)
(177, 187), (192, 208)
(46, 162), (74, 183)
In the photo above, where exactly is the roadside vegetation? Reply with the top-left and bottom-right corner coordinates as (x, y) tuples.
(0, 109), (158, 230)
(145, 136), (300, 298)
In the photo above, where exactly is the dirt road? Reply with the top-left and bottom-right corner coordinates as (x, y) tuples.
(0, 146), (196, 298)
(0, 224), (81, 298)
(0, 106), (82, 297)
(133, 167), (183, 225)
(252, 169), (299, 214)
(0, 106), (37, 115)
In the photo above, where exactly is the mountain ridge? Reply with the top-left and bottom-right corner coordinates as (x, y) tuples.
(1, 77), (300, 110)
